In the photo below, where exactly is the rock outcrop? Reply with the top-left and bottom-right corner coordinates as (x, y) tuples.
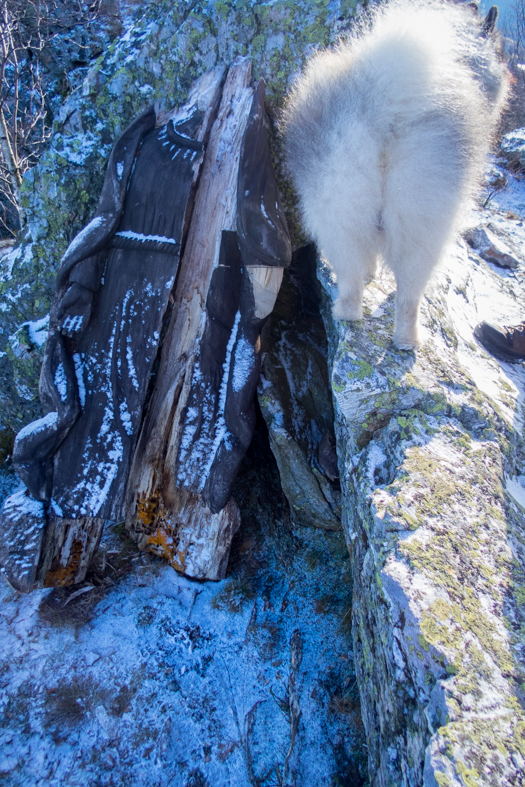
(2, 2), (525, 785)
(318, 183), (525, 785)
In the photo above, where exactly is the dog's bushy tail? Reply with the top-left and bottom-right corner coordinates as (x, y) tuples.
(282, 0), (509, 222)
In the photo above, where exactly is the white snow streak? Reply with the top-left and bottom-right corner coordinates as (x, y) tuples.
(73, 354), (86, 408)
(119, 400), (133, 436)
(260, 200), (275, 229)
(126, 336), (139, 392)
(62, 216), (106, 260)
(16, 411), (58, 441)
(115, 230), (178, 245)
(50, 498), (64, 517)
(200, 311), (241, 485)
(54, 363), (68, 402)
(27, 314), (50, 347)
(232, 335), (254, 392)
(2, 488), (44, 519)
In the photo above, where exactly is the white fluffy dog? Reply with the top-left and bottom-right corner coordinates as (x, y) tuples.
(283, 0), (509, 348)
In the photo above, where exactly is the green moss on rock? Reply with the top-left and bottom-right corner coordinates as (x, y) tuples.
(321, 256), (525, 784)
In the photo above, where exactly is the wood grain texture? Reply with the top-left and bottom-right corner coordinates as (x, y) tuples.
(0, 69), (225, 591)
(39, 515), (106, 587)
(125, 59), (254, 581)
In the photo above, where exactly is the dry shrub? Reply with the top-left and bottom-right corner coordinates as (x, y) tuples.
(44, 675), (109, 728)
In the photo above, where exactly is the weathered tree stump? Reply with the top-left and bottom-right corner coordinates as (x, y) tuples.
(0, 68), (224, 589)
(0, 59), (291, 589)
(125, 61), (291, 580)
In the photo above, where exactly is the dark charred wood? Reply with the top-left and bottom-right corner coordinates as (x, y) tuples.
(0, 61), (292, 589)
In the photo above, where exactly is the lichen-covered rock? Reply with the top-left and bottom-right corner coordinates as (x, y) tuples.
(319, 182), (525, 785)
(0, 0), (361, 435)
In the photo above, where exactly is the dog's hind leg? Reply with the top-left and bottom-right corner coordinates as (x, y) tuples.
(387, 239), (447, 349)
(382, 130), (465, 349)
(386, 240), (442, 349)
(392, 276), (426, 349)
(328, 238), (378, 321)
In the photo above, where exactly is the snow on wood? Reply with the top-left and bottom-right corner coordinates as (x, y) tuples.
(125, 59), (254, 581)
(0, 68), (226, 592)
(0, 489), (45, 592)
(0, 59), (290, 590)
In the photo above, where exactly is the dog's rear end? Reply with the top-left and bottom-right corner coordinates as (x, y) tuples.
(283, 0), (509, 348)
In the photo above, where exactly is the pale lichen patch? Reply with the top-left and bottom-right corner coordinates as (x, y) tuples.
(321, 227), (525, 783)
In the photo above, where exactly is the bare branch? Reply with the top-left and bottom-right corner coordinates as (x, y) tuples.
(0, 0), (100, 235)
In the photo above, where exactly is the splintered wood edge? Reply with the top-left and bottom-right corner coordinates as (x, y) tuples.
(127, 59), (254, 499)
(123, 60), (255, 578)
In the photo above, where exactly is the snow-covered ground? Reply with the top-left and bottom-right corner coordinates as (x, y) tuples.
(453, 164), (525, 434)
(0, 427), (367, 786)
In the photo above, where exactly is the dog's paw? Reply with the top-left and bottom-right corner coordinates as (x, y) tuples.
(333, 297), (363, 321)
(393, 332), (419, 351)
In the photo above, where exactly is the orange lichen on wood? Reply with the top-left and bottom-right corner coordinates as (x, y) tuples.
(169, 550), (187, 574)
(136, 492), (160, 528)
(145, 528), (187, 573)
(44, 539), (83, 587)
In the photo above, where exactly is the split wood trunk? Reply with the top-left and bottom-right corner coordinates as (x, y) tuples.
(0, 58), (291, 591)
(124, 60), (254, 580)
(0, 67), (225, 590)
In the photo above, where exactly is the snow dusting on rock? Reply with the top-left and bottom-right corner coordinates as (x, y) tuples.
(0, 430), (367, 786)
(318, 168), (525, 785)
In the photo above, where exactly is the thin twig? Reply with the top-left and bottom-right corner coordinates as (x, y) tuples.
(187, 587), (202, 621)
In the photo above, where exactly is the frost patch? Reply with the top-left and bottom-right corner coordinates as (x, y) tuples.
(17, 411), (58, 441)
(366, 443), (387, 488)
(53, 132), (99, 165)
(126, 336), (139, 392)
(505, 475), (525, 510)
(232, 335), (254, 392)
(260, 200), (275, 229)
(2, 488), (44, 519)
(177, 313), (242, 487)
(61, 314), (85, 333)
(0, 243), (32, 283)
(72, 432), (123, 518)
(54, 363), (68, 402)
(27, 314), (50, 347)
(115, 230), (179, 245)
(201, 311), (241, 482)
(50, 498), (64, 517)
(77, 455), (121, 517)
(119, 400), (133, 436)
(73, 354), (86, 408)
(62, 216), (106, 261)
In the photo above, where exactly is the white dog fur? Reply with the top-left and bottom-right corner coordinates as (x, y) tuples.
(282, 0), (509, 348)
